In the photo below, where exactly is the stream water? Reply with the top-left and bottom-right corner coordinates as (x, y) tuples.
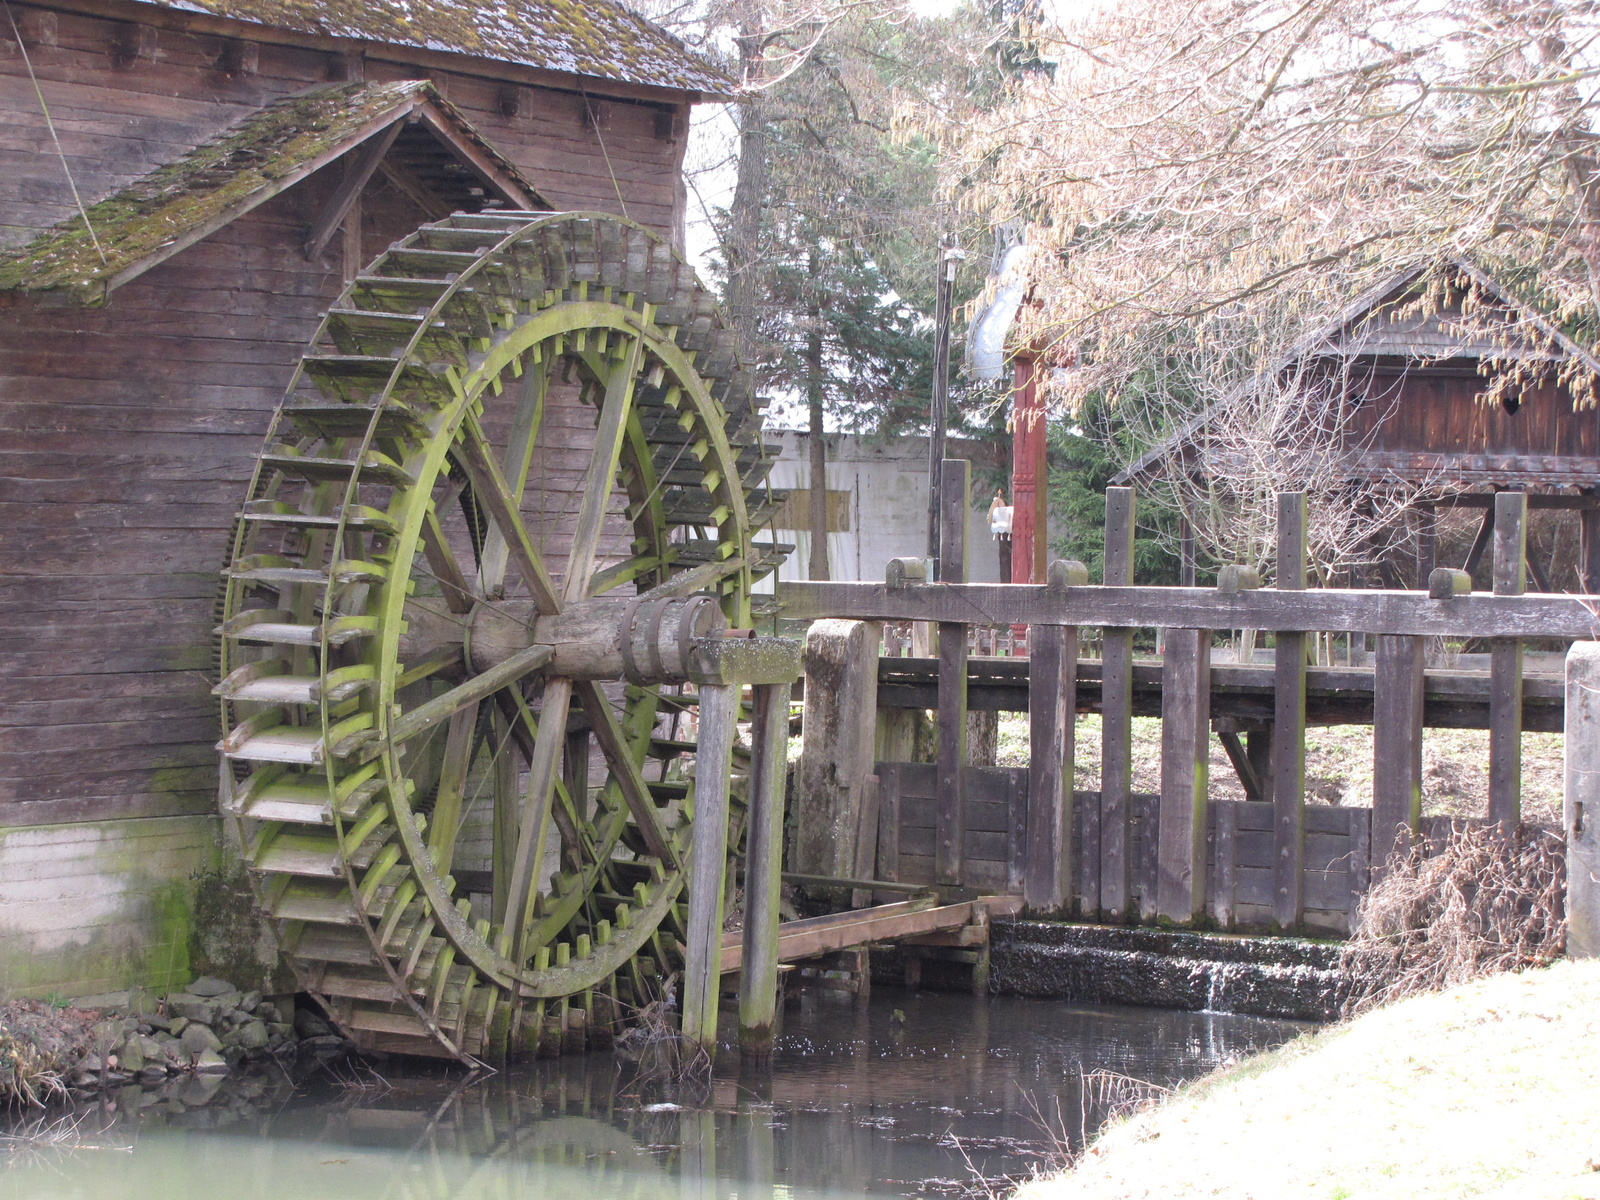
(3, 990), (1306, 1198)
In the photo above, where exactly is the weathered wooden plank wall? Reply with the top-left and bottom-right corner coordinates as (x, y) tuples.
(876, 763), (1370, 935)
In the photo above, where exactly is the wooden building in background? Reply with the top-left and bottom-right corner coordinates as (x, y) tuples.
(1114, 262), (1600, 591)
(0, 0), (725, 996)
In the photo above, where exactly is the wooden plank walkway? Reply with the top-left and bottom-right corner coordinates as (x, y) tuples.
(719, 895), (1022, 975)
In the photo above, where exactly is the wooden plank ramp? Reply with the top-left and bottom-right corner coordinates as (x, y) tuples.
(719, 895), (1023, 975)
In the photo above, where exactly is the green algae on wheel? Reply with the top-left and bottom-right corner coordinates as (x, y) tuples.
(214, 211), (788, 1063)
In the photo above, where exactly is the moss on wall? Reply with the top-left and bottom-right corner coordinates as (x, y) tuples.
(0, 815), (283, 1001)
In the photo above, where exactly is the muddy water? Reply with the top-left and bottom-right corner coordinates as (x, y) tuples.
(4, 990), (1306, 1198)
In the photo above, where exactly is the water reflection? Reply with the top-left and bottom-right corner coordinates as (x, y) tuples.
(4, 991), (1306, 1198)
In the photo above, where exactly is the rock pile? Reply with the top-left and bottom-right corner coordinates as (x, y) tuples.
(0, 977), (353, 1102)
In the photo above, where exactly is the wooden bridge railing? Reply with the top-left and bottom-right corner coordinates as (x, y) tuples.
(783, 462), (1600, 934)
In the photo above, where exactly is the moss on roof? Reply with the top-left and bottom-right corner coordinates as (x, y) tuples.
(144, 0), (731, 95)
(0, 80), (538, 303)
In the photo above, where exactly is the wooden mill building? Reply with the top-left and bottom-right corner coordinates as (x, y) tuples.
(0, 0), (727, 998)
(1114, 263), (1600, 591)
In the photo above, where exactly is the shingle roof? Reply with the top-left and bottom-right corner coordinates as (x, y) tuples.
(140, 0), (732, 95)
(0, 80), (543, 304)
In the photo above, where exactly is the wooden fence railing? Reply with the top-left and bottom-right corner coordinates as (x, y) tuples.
(784, 463), (1600, 934)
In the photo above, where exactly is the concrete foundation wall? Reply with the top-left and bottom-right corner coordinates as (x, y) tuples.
(0, 814), (225, 999)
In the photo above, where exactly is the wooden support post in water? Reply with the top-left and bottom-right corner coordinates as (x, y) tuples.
(1564, 642), (1600, 958)
(681, 682), (739, 1052)
(1273, 492), (1308, 931)
(739, 682), (789, 1061)
(1157, 626), (1210, 922)
(937, 459), (971, 887)
(1373, 634), (1425, 874)
(1490, 491), (1526, 829)
(1100, 487), (1136, 922)
(1027, 560), (1085, 913)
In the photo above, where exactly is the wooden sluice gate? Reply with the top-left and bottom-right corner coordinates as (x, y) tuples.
(782, 469), (1600, 943)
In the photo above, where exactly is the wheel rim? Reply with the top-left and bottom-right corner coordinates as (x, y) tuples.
(216, 211), (788, 1061)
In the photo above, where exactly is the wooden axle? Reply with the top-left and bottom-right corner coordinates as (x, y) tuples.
(453, 592), (727, 682)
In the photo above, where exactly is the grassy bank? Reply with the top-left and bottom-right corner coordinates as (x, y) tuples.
(1018, 960), (1600, 1200)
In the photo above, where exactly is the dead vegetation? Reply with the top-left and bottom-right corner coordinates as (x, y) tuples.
(0, 1002), (99, 1107)
(0, 1110), (131, 1170)
(1340, 822), (1566, 1015)
(612, 973), (712, 1093)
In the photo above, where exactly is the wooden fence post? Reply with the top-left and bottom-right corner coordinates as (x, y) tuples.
(1157, 626), (1210, 922)
(681, 681), (739, 1052)
(1100, 487), (1136, 922)
(1565, 642), (1600, 957)
(1372, 633), (1424, 874)
(1490, 491), (1525, 829)
(739, 682), (789, 1061)
(795, 619), (882, 880)
(1273, 492), (1308, 931)
(1027, 559), (1085, 913)
(936, 458), (970, 886)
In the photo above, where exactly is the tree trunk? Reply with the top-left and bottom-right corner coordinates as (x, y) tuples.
(807, 263), (830, 581)
(725, 24), (769, 365)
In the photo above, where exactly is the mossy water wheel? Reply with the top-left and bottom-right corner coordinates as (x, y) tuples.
(214, 211), (786, 1063)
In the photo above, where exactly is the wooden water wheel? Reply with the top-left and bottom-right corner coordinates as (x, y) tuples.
(214, 210), (787, 1063)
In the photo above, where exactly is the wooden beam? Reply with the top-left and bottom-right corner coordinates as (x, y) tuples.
(1273, 492), (1307, 932)
(305, 120), (403, 261)
(378, 159), (454, 221)
(1490, 491), (1526, 829)
(1156, 627), (1209, 923)
(414, 103), (544, 211)
(1100, 487), (1135, 922)
(738, 683), (789, 1060)
(1565, 644), (1600, 958)
(1582, 492), (1600, 594)
(1026, 560), (1084, 913)
(718, 896), (1023, 974)
(794, 620), (881, 879)
(774, 581), (1600, 639)
(1463, 504), (1495, 577)
(1217, 730), (1264, 800)
(1373, 634), (1424, 873)
(936, 460), (970, 887)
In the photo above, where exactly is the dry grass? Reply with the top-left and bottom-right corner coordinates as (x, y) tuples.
(1017, 960), (1600, 1200)
(1340, 823), (1566, 1015)
(995, 715), (1565, 826)
(0, 1002), (98, 1107)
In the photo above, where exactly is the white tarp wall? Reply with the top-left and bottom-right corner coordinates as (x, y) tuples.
(754, 431), (1009, 588)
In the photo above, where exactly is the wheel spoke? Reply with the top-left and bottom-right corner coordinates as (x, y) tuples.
(455, 412), (561, 615)
(389, 644), (552, 745)
(574, 679), (677, 869)
(562, 337), (644, 606)
(501, 675), (573, 963)
(420, 503), (476, 615)
(426, 703), (480, 871)
(481, 359), (549, 599)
